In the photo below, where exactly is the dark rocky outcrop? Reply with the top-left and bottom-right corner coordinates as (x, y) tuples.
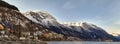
(0, 0), (119, 41)
(0, 0), (19, 11)
(0, 0), (70, 41)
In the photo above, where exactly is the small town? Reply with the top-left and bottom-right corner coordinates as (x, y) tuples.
(0, 0), (120, 44)
(0, 20), (81, 41)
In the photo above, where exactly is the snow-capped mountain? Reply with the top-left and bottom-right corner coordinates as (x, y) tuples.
(23, 11), (120, 41)
(1, 0), (119, 41)
(110, 33), (120, 40)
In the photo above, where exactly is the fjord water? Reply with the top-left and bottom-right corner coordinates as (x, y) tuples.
(47, 41), (120, 44)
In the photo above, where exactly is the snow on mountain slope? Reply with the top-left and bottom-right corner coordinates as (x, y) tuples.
(24, 11), (60, 27)
(23, 11), (120, 41)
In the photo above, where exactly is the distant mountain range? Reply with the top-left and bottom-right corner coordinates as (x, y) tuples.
(0, 0), (120, 41)
(23, 11), (120, 41)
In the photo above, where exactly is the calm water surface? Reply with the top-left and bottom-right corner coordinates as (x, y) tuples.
(47, 41), (120, 44)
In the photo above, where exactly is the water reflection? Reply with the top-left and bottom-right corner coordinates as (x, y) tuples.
(47, 41), (120, 44)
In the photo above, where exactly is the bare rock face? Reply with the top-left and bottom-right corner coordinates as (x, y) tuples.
(0, 0), (47, 41)
(0, 7), (44, 33)
(0, 0), (19, 11)
(24, 11), (120, 41)
(0, 0), (119, 41)
(0, 0), (69, 41)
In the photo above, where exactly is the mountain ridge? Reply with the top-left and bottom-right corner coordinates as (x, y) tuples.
(23, 11), (120, 41)
(0, 0), (120, 41)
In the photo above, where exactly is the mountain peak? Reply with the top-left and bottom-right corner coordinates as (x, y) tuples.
(1, 0), (119, 41)
(0, 0), (19, 11)
(23, 10), (120, 41)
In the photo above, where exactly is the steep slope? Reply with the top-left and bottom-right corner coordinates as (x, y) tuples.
(110, 33), (120, 41)
(23, 11), (120, 41)
(0, 0), (53, 41)
(0, 0), (19, 11)
(0, 0), (75, 41)
(1, 0), (119, 41)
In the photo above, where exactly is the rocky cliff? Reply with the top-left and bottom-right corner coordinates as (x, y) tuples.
(0, 0), (119, 41)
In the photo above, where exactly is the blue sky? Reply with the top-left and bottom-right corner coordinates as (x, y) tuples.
(4, 0), (120, 34)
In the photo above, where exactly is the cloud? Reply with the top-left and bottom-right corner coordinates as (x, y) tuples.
(107, 0), (120, 25)
(107, 0), (120, 18)
(114, 20), (120, 25)
(105, 25), (120, 34)
(62, 0), (108, 9)
(63, 1), (76, 9)
(62, 0), (85, 9)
